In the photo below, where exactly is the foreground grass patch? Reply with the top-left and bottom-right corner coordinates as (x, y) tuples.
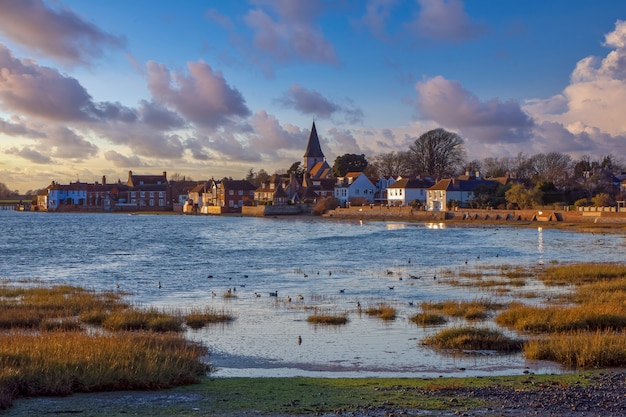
(423, 327), (523, 352)
(0, 285), (211, 411)
(525, 330), (626, 368)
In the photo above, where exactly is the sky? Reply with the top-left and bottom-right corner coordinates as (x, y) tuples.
(1, 1), (626, 193)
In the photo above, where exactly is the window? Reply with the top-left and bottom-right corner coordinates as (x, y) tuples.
(159, 199), (165, 206)
(159, 191), (164, 198)
(149, 199), (155, 206)
(131, 192), (136, 198)
(131, 199), (136, 204)
(150, 192), (154, 198)
(229, 200), (234, 207)
(238, 190), (243, 196)
(229, 189), (234, 196)
(140, 191), (145, 198)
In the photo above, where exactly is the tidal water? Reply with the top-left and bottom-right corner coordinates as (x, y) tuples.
(1, 211), (623, 378)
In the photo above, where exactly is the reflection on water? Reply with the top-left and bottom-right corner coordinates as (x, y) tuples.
(1, 211), (624, 378)
(538, 227), (544, 265)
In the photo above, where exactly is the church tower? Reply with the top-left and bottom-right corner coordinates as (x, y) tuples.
(303, 121), (325, 173)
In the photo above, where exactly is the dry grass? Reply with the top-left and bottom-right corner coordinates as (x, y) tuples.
(0, 284), (211, 410)
(307, 309), (348, 325)
(184, 307), (234, 329)
(525, 330), (626, 368)
(421, 299), (505, 321)
(539, 263), (626, 286)
(409, 312), (447, 326)
(365, 303), (397, 320)
(422, 327), (523, 352)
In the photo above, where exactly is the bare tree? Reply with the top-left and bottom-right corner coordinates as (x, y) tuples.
(407, 128), (465, 181)
(531, 152), (572, 188)
(370, 151), (411, 177)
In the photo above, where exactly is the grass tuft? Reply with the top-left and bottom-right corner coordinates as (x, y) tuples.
(307, 309), (348, 325)
(365, 303), (397, 320)
(409, 312), (447, 326)
(422, 327), (523, 352)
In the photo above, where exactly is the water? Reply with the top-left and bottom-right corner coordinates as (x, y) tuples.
(1, 211), (623, 378)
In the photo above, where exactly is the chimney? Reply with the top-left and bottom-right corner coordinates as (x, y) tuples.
(163, 171), (167, 179)
(102, 175), (106, 185)
(475, 171), (480, 180)
(465, 169), (470, 176)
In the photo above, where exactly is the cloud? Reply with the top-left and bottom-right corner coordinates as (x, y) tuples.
(46, 127), (98, 159)
(353, 0), (398, 41)
(205, 9), (235, 30)
(0, 0), (125, 66)
(523, 20), (626, 157)
(327, 128), (363, 155)
(243, 1), (337, 68)
(248, 110), (307, 156)
(415, 75), (534, 143)
(138, 100), (186, 130)
(277, 84), (339, 118)
(0, 43), (138, 125)
(406, 0), (487, 42)
(146, 60), (251, 129)
(276, 84), (364, 123)
(6, 146), (52, 164)
(0, 44), (95, 121)
(104, 150), (145, 168)
(0, 117), (45, 138)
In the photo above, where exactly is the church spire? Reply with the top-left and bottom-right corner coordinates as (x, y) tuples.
(303, 121), (325, 174)
(303, 121), (324, 159)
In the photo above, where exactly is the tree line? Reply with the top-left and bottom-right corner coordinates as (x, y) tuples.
(245, 128), (624, 209)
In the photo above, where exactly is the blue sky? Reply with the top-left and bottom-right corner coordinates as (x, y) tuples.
(1, 0), (626, 192)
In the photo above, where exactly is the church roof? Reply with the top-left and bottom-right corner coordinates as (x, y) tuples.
(303, 121), (324, 158)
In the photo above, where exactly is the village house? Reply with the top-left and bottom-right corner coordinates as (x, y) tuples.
(334, 172), (377, 207)
(374, 175), (398, 204)
(116, 171), (170, 211)
(387, 177), (434, 207)
(427, 171), (512, 211)
(208, 179), (256, 212)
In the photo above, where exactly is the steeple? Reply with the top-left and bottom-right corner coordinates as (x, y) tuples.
(303, 121), (325, 173)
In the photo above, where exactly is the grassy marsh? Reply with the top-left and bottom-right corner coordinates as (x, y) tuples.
(0, 284), (220, 410)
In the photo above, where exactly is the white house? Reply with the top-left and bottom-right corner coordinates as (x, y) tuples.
(387, 177), (434, 206)
(334, 172), (376, 206)
(374, 175), (398, 203)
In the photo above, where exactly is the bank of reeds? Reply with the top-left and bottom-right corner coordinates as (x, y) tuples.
(525, 330), (626, 368)
(184, 307), (234, 329)
(0, 332), (208, 409)
(495, 263), (626, 369)
(539, 262), (626, 286)
(307, 309), (348, 325)
(495, 302), (626, 333)
(422, 327), (523, 352)
(409, 312), (447, 326)
(365, 303), (396, 320)
(421, 299), (504, 321)
(0, 285), (213, 410)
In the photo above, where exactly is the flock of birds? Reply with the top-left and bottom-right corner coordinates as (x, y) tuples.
(114, 256), (492, 305)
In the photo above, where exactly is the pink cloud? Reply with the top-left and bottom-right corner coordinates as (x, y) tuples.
(0, 0), (125, 66)
(146, 60), (251, 129)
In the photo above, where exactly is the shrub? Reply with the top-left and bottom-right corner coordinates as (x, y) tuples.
(312, 197), (340, 216)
